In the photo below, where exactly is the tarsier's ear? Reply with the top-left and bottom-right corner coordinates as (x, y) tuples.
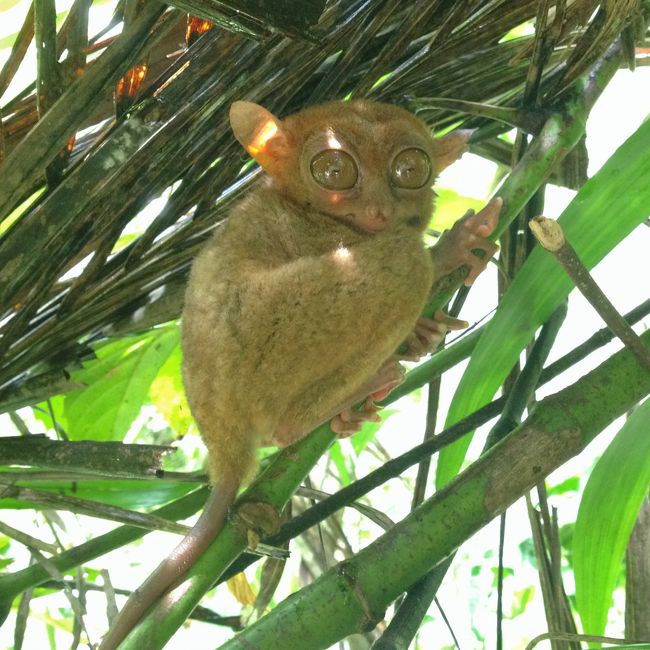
(431, 129), (473, 174)
(229, 101), (291, 174)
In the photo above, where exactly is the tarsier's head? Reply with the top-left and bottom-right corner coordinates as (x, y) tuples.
(229, 100), (470, 234)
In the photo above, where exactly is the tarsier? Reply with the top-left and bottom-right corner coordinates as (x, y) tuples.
(101, 99), (500, 648)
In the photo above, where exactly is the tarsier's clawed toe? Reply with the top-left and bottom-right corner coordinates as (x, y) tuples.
(331, 361), (404, 437)
(459, 198), (501, 285)
(370, 360), (405, 399)
(331, 398), (382, 438)
(399, 311), (468, 361)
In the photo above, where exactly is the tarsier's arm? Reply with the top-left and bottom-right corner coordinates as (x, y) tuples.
(396, 199), (501, 362)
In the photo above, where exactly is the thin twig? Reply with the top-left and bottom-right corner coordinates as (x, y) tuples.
(530, 216), (650, 370)
(525, 632), (643, 650)
(0, 483), (191, 535)
(0, 521), (59, 554)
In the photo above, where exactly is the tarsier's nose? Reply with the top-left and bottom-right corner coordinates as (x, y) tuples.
(363, 206), (388, 231)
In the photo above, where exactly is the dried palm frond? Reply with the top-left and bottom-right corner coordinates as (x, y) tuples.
(0, 0), (644, 408)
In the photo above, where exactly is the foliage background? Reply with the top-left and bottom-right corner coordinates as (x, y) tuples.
(0, 1), (649, 648)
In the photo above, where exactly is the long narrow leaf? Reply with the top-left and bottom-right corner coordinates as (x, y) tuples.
(573, 398), (650, 636)
(437, 116), (650, 488)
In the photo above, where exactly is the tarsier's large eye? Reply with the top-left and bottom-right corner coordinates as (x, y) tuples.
(310, 150), (358, 190)
(391, 148), (431, 189)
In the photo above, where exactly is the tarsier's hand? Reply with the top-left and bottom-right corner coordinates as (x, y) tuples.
(398, 310), (468, 361)
(332, 308), (469, 432)
(432, 197), (501, 286)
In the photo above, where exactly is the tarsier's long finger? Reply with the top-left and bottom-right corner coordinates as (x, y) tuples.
(415, 311), (467, 353)
(413, 324), (443, 352)
(414, 322), (442, 338)
(369, 386), (392, 402)
(398, 310), (468, 362)
(415, 318), (445, 335)
(368, 372), (404, 401)
(461, 198), (501, 285)
(396, 332), (428, 361)
(464, 249), (499, 285)
(329, 359), (404, 421)
(331, 409), (361, 437)
(429, 310), (468, 331)
(363, 396), (382, 412)
(331, 417), (360, 437)
(463, 196), (502, 237)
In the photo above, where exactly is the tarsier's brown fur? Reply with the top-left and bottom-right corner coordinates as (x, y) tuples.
(100, 100), (500, 648)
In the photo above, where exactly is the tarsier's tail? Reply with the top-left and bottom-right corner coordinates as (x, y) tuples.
(98, 475), (240, 650)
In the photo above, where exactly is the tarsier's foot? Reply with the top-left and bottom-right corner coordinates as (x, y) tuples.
(331, 397), (382, 438)
(331, 361), (405, 437)
(366, 359), (405, 401)
(235, 501), (282, 550)
(398, 310), (468, 361)
(433, 197), (501, 286)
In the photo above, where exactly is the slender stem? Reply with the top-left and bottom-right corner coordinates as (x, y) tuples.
(530, 216), (650, 370)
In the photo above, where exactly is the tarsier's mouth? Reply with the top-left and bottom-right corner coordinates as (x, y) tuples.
(350, 214), (387, 233)
(318, 208), (423, 235)
(316, 208), (386, 235)
(347, 213), (424, 233)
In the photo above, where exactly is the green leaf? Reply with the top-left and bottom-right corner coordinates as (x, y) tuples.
(430, 188), (485, 232)
(573, 398), (650, 636)
(149, 340), (193, 435)
(33, 395), (68, 434)
(4, 478), (195, 511)
(518, 538), (538, 570)
(0, 0), (23, 13)
(499, 21), (534, 43)
(437, 116), (650, 488)
(547, 476), (580, 497)
(0, 8), (69, 51)
(490, 566), (513, 586)
(509, 585), (535, 618)
(329, 441), (353, 486)
(0, 28), (20, 51)
(63, 325), (178, 442)
(0, 189), (45, 234)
